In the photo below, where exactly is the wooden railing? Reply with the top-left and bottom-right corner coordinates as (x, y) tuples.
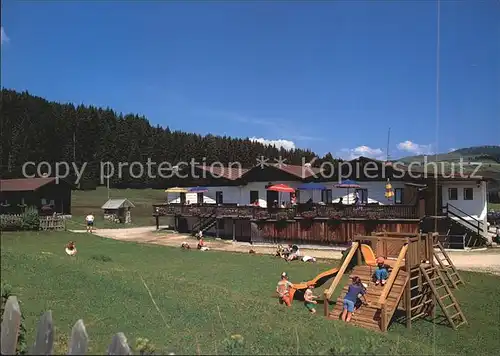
(378, 243), (408, 306)
(152, 203), (419, 220)
(323, 242), (360, 316)
(444, 203), (485, 235)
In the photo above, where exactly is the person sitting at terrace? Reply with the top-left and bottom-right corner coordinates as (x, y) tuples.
(374, 257), (390, 286)
(253, 200), (260, 207)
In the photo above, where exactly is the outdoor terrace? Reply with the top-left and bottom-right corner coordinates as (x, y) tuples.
(152, 203), (419, 220)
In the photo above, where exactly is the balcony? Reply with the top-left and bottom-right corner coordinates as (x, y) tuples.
(152, 203), (419, 220)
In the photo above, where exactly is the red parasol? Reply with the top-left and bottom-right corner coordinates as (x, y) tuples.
(266, 184), (295, 193)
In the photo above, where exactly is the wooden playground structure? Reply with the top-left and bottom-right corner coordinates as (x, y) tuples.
(323, 232), (467, 332)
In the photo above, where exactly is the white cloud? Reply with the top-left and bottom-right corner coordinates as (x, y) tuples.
(449, 148), (457, 152)
(339, 146), (386, 160)
(397, 140), (433, 155)
(1, 27), (9, 45)
(249, 137), (296, 150)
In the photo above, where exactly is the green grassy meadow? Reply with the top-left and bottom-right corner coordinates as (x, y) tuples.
(2, 231), (500, 355)
(68, 188), (166, 229)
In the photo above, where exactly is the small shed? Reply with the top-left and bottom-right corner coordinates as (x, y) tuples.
(101, 198), (135, 224)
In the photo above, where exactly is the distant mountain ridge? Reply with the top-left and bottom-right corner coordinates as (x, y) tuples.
(397, 145), (500, 202)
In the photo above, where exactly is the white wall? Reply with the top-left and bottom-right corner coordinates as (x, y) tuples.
(166, 180), (407, 206)
(441, 180), (488, 236)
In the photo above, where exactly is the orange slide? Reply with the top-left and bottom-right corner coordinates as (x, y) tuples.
(286, 244), (380, 303)
(288, 267), (340, 302)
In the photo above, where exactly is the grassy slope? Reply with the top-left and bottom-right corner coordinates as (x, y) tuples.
(2, 232), (500, 355)
(68, 188), (166, 229)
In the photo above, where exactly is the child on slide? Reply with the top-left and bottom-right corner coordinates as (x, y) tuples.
(304, 283), (319, 314)
(374, 257), (389, 286)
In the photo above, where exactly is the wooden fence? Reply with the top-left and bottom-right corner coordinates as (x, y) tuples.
(39, 216), (66, 231)
(0, 296), (157, 355)
(0, 214), (65, 231)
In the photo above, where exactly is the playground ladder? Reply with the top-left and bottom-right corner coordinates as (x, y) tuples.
(419, 264), (467, 330)
(432, 241), (464, 288)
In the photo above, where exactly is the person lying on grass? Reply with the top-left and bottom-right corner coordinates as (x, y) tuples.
(342, 276), (368, 323)
(374, 257), (390, 286)
(304, 283), (319, 314)
(276, 272), (293, 307)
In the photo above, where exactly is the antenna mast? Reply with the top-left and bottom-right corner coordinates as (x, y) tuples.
(386, 127), (391, 162)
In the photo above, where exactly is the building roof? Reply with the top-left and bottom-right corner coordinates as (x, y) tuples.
(195, 165), (250, 180)
(195, 163), (323, 181)
(263, 163), (324, 179)
(101, 198), (135, 209)
(0, 177), (58, 192)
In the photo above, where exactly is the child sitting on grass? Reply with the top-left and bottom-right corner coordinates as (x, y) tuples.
(276, 272), (293, 307)
(374, 257), (390, 286)
(304, 283), (319, 314)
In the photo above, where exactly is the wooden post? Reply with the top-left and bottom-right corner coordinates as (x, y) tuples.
(232, 219), (236, 242)
(216, 219), (219, 238)
(405, 237), (412, 329)
(155, 215), (159, 230)
(381, 303), (387, 332)
(323, 297), (329, 317)
(356, 242), (362, 266)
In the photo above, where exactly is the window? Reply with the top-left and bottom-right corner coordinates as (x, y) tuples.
(464, 188), (473, 200)
(41, 198), (47, 205)
(394, 188), (404, 204)
(448, 188), (457, 200)
(216, 191), (223, 204)
(321, 189), (332, 204)
(197, 192), (204, 204)
(179, 192), (186, 204)
(250, 190), (259, 204)
(355, 189), (368, 204)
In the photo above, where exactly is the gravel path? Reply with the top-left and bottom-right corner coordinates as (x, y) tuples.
(70, 226), (500, 275)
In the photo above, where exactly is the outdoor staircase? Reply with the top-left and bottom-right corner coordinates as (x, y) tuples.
(421, 204), (486, 248)
(191, 209), (217, 235)
(443, 203), (485, 246)
(328, 265), (408, 332)
(419, 264), (467, 329)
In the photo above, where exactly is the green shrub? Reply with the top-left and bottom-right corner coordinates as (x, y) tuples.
(21, 206), (40, 231)
(90, 254), (113, 262)
(222, 334), (245, 355)
(0, 215), (23, 231)
(135, 337), (156, 355)
(1, 283), (28, 355)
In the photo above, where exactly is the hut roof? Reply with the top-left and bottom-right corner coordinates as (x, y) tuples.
(101, 198), (135, 210)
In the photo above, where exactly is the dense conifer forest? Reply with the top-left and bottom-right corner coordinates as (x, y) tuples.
(0, 89), (341, 188)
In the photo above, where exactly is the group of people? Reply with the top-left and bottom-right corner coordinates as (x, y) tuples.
(275, 256), (391, 321)
(181, 231), (210, 251)
(275, 244), (317, 263)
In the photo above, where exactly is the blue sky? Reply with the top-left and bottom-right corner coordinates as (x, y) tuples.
(1, 0), (499, 159)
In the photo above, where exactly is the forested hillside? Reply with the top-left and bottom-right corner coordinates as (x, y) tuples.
(0, 89), (340, 188)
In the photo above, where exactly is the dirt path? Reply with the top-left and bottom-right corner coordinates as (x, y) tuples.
(70, 226), (500, 275)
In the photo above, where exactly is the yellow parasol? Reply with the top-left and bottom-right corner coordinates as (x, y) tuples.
(385, 179), (394, 200)
(165, 187), (188, 193)
(165, 187), (188, 204)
